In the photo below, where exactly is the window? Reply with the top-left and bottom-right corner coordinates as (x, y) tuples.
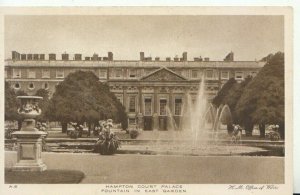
(129, 96), (136, 113)
(42, 70), (50, 78)
(56, 70), (64, 78)
(159, 99), (167, 116)
(221, 71), (229, 79)
(12, 69), (21, 78)
(115, 69), (122, 78)
(44, 83), (49, 89)
(174, 98), (182, 116)
(28, 70), (36, 78)
(191, 70), (199, 78)
(129, 69), (136, 78)
(99, 69), (107, 79)
(14, 83), (20, 89)
(28, 83), (35, 90)
(205, 70), (213, 79)
(235, 71), (244, 80)
(144, 98), (152, 116)
(5, 70), (7, 78)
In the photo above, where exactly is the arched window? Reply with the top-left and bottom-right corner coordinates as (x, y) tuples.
(14, 83), (20, 89)
(28, 83), (35, 90)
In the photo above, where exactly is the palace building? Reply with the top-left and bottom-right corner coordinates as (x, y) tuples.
(5, 51), (265, 131)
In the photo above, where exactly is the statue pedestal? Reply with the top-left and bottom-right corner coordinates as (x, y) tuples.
(12, 130), (47, 172)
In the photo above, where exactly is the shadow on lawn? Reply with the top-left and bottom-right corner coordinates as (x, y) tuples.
(5, 168), (85, 184)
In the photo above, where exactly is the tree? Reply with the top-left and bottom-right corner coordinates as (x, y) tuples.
(5, 81), (19, 121)
(212, 77), (252, 134)
(47, 71), (128, 133)
(236, 52), (284, 138)
(5, 82), (28, 130)
(35, 89), (50, 122)
(213, 78), (236, 107)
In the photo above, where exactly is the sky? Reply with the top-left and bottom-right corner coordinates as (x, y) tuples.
(4, 15), (284, 61)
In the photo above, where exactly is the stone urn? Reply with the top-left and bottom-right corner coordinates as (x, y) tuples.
(12, 96), (47, 171)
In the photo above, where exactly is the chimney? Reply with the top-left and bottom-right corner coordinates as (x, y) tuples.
(182, 52), (187, 61)
(108, 52), (113, 61)
(75, 54), (82, 61)
(39, 54), (45, 60)
(204, 57), (210, 61)
(140, 52), (145, 61)
(146, 57), (152, 61)
(97, 57), (102, 61)
(194, 57), (199, 62)
(85, 57), (91, 61)
(92, 53), (98, 61)
(12, 51), (20, 60)
(27, 54), (33, 60)
(21, 54), (26, 60)
(103, 57), (108, 61)
(62, 53), (69, 61)
(174, 56), (179, 62)
(155, 57), (160, 61)
(33, 54), (39, 60)
(199, 56), (203, 61)
(166, 57), (171, 62)
(49, 53), (56, 60)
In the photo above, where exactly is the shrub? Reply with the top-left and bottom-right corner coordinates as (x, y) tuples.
(129, 129), (139, 139)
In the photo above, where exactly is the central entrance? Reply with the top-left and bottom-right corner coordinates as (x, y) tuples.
(159, 98), (168, 130)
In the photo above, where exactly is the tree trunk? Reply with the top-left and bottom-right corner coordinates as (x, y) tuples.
(259, 123), (265, 138)
(61, 122), (68, 133)
(279, 122), (284, 139)
(244, 120), (254, 137)
(17, 120), (22, 130)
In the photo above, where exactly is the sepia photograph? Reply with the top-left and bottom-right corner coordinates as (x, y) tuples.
(0, 6), (293, 195)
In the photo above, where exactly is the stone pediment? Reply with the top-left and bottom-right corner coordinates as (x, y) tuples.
(140, 67), (187, 81)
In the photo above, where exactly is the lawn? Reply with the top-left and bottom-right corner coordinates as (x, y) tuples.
(5, 169), (85, 184)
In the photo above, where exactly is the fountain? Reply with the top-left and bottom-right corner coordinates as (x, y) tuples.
(11, 96), (47, 171)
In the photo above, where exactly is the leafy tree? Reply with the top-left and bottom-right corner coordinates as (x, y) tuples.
(47, 71), (128, 133)
(236, 52), (284, 138)
(5, 81), (19, 121)
(212, 78), (236, 107)
(5, 82), (28, 129)
(35, 89), (50, 122)
(212, 77), (252, 134)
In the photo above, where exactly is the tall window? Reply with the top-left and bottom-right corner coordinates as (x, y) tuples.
(129, 96), (136, 112)
(144, 98), (152, 116)
(5, 69), (7, 78)
(235, 71), (244, 80)
(129, 69), (136, 78)
(221, 71), (229, 79)
(12, 69), (21, 78)
(28, 70), (36, 78)
(99, 69), (107, 79)
(159, 99), (167, 116)
(191, 70), (199, 79)
(115, 69), (122, 78)
(42, 70), (50, 78)
(174, 98), (182, 116)
(205, 70), (213, 79)
(56, 70), (64, 78)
